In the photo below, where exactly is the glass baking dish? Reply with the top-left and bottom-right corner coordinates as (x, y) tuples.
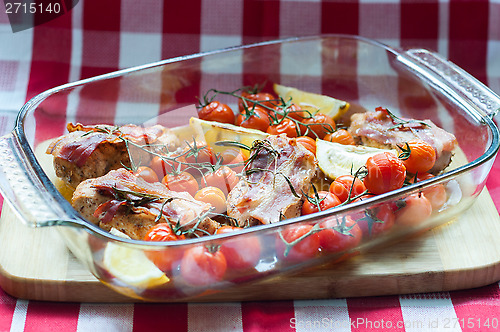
(0, 35), (498, 301)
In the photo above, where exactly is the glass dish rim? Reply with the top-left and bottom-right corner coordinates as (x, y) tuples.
(12, 34), (500, 247)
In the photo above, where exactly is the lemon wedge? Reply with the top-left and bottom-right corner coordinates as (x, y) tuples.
(189, 117), (268, 156)
(316, 139), (397, 179)
(103, 233), (169, 289)
(273, 83), (349, 120)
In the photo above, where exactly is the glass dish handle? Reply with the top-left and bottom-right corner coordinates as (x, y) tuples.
(404, 49), (500, 120)
(0, 132), (70, 227)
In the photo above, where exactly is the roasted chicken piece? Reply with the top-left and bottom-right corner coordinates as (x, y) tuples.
(72, 168), (218, 240)
(349, 108), (457, 173)
(226, 134), (317, 226)
(47, 123), (179, 187)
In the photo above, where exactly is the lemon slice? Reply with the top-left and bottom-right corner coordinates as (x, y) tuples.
(273, 83), (349, 120)
(103, 233), (169, 288)
(189, 117), (268, 156)
(316, 139), (397, 179)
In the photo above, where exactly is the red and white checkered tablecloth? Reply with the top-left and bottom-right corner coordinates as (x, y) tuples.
(0, 1), (499, 331)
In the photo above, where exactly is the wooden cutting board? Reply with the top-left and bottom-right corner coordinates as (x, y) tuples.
(0, 187), (499, 303)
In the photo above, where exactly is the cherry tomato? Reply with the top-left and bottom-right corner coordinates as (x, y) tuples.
(318, 216), (362, 253)
(162, 171), (199, 197)
(398, 140), (436, 174)
(301, 113), (336, 139)
(266, 118), (299, 137)
(144, 223), (185, 272)
(423, 184), (447, 210)
(180, 245), (227, 286)
(275, 225), (320, 262)
(395, 193), (432, 227)
(235, 107), (270, 132)
(323, 129), (355, 145)
(356, 203), (396, 239)
(239, 92), (277, 112)
(273, 103), (307, 120)
(296, 136), (316, 155)
(194, 186), (227, 214)
(408, 173), (447, 210)
(150, 155), (187, 179)
(301, 191), (341, 215)
(329, 175), (367, 203)
(134, 166), (159, 183)
(220, 149), (246, 173)
(363, 152), (406, 195)
(202, 166), (239, 196)
(198, 101), (235, 124)
(184, 144), (216, 165)
(216, 226), (262, 270)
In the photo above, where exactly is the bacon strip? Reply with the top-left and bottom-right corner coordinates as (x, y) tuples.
(227, 135), (317, 226)
(57, 133), (109, 167)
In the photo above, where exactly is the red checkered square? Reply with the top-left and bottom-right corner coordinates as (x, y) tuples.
(242, 0), (281, 42)
(449, 0), (489, 84)
(163, 1), (202, 34)
(321, 1), (359, 35)
(201, 0), (243, 36)
(279, 1), (321, 37)
(121, 0), (163, 33)
(83, 0), (121, 32)
(359, 3), (401, 40)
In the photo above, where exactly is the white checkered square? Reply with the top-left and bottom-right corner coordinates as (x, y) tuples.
(200, 34), (242, 53)
(280, 39), (322, 77)
(119, 32), (162, 68)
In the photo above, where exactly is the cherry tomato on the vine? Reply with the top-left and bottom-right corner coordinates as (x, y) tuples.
(266, 118), (299, 137)
(301, 191), (341, 215)
(216, 226), (262, 270)
(318, 216), (362, 253)
(202, 166), (239, 196)
(355, 202), (396, 239)
(162, 171), (199, 197)
(329, 175), (366, 203)
(235, 107), (270, 132)
(323, 129), (355, 145)
(296, 136), (316, 155)
(194, 186), (227, 214)
(134, 166), (159, 183)
(239, 92), (277, 113)
(398, 140), (436, 174)
(150, 155), (187, 179)
(143, 223), (185, 272)
(301, 113), (336, 139)
(220, 149), (246, 173)
(275, 225), (320, 262)
(273, 103), (307, 120)
(184, 144), (217, 165)
(198, 101), (235, 124)
(407, 173), (447, 210)
(180, 245), (227, 286)
(363, 152), (406, 195)
(395, 193), (432, 227)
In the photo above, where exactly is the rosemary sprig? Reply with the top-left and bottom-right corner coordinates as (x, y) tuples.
(109, 186), (162, 206)
(383, 108), (430, 130)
